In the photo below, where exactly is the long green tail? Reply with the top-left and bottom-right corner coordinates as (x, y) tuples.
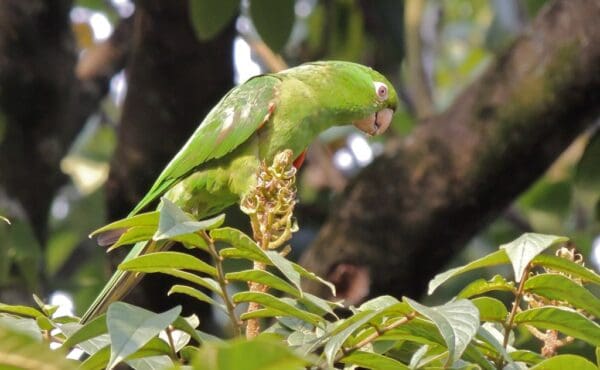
(79, 240), (168, 324)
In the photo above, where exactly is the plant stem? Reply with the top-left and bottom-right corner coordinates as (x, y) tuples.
(497, 265), (531, 369)
(318, 312), (416, 369)
(246, 231), (270, 339)
(165, 326), (180, 362)
(203, 231), (241, 337)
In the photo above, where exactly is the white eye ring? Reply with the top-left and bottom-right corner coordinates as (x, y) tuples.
(374, 82), (388, 100)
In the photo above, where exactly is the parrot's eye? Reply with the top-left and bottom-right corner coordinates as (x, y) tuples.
(374, 82), (388, 101)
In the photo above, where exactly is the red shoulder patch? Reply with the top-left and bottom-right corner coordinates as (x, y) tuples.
(293, 150), (307, 169)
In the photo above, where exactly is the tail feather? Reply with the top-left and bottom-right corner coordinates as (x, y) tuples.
(80, 240), (168, 324)
(96, 228), (128, 248)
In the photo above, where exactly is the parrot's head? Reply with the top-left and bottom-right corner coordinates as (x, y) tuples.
(288, 61), (398, 135)
(349, 65), (398, 136)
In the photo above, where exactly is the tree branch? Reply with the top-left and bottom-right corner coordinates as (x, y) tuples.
(300, 0), (600, 300)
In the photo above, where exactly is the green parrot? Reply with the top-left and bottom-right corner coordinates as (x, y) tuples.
(80, 61), (398, 323)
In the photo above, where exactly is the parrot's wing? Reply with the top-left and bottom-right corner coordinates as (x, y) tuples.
(130, 75), (281, 215)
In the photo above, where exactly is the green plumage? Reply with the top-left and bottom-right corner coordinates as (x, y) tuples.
(80, 61), (398, 323)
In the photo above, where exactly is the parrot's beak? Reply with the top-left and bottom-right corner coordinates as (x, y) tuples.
(352, 108), (394, 136)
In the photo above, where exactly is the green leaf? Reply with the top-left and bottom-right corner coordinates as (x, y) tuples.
(241, 307), (287, 321)
(233, 291), (323, 326)
(62, 314), (107, 349)
(408, 344), (430, 369)
(191, 336), (309, 370)
(471, 297), (508, 322)
(172, 231), (209, 251)
(287, 328), (318, 347)
(0, 325), (77, 370)
(189, 0), (239, 40)
(226, 269), (300, 297)
(510, 350), (544, 365)
(386, 317), (496, 368)
(291, 261), (337, 297)
(405, 298), (480, 366)
(530, 354), (598, 370)
(196, 329), (223, 343)
(524, 273), (600, 317)
(514, 306), (600, 346)
(154, 198), (225, 241)
(0, 215), (9, 224)
(119, 251), (217, 277)
(59, 322), (109, 355)
(36, 315), (54, 330)
(106, 303), (181, 369)
(124, 336), (172, 359)
(108, 226), (155, 251)
(157, 268), (222, 296)
(53, 316), (80, 324)
(219, 247), (267, 263)
(476, 325), (514, 367)
(381, 317), (444, 345)
(531, 254), (600, 285)
(323, 310), (380, 367)
(249, 0), (295, 52)
(33, 294), (58, 317)
(341, 351), (410, 370)
(0, 316), (42, 341)
(120, 261), (221, 296)
(519, 180), (572, 217)
(90, 211), (159, 237)
(126, 355), (172, 370)
(168, 285), (227, 314)
(215, 228), (334, 294)
(458, 275), (515, 298)
(575, 130), (600, 192)
(79, 345), (110, 370)
(428, 250), (510, 295)
(212, 227), (269, 263)
(359, 295), (401, 311)
(0, 303), (44, 318)
(181, 345), (201, 362)
(299, 292), (340, 318)
(265, 250), (302, 294)
(172, 315), (202, 344)
(385, 320), (492, 370)
(500, 233), (568, 281)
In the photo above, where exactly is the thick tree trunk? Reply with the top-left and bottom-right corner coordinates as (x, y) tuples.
(105, 0), (236, 318)
(301, 0), (600, 300)
(0, 0), (109, 242)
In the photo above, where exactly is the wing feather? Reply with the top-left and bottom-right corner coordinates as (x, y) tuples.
(130, 75), (280, 215)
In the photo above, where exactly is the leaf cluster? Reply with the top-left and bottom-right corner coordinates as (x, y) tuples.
(2, 201), (600, 369)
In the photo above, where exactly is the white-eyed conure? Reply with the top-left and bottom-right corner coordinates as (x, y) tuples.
(80, 61), (397, 323)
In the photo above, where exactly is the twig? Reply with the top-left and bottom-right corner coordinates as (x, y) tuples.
(317, 312), (417, 369)
(240, 34), (288, 73)
(165, 326), (180, 362)
(245, 237), (269, 339)
(497, 264), (531, 369)
(202, 231), (242, 337)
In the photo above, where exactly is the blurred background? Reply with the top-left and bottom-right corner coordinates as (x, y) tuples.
(0, 0), (598, 339)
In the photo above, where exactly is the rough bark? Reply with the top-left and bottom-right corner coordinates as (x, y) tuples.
(105, 0), (235, 317)
(301, 0), (600, 300)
